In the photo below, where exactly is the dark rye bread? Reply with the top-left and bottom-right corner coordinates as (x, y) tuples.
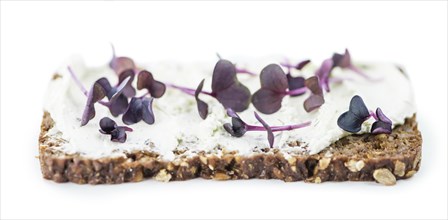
(38, 111), (422, 185)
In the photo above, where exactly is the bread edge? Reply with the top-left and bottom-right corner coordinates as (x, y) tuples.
(38, 111), (422, 185)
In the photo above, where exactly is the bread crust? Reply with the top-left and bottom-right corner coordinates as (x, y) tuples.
(38, 111), (422, 185)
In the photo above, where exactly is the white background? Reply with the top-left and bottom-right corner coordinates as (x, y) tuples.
(1, 1), (447, 219)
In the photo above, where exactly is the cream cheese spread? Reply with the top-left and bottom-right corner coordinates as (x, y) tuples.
(43, 57), (416, 160)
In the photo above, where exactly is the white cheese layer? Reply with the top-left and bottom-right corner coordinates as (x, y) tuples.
(43, 57), (416, 160)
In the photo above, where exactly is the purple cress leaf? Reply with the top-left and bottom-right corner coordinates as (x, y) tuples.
(296, 59), (311, 70)
(337, 111), (366, 133)
(99, 117), (133, 143)
(252, 89), (285, 114)
(96, 77), (130, 117)
(109, 95), (129, 117)
(215, 82), (251, 112)
(251, 64), (288, 114)
(110, 76), (131, 103)
(117, 69), (136, 98)
(223, 117), (247, 137)
(223, 108), (247, 137)
(371, 121), (392, 134)
(110, 57), (135, 76)
(96, 78), (113, 96)
(348, 95), (370, 120)
(195, 79), (209, 120)
(375, 107), (392, 124)
(332, 49), (351, 68)
(122, 98), (142, 125)
(141, 97), (155, 125)
(109, 45), (136, 75)
(337, 95), (371, 133)
(371, 107), (392, 134)
(286, 74), (306, 96)
(110, 128), (127, 143)
(211, 59), (237, 93)
(303, 76), (325, 112)
(99, 117), (117, 134)
(304, 95), (325, 113)
(259, 64), (288, 93)
(81, 80), (107, 126)
(211, 59), (251, 112)
(137, 70), (166, 98)
(122, 97), (155, 125)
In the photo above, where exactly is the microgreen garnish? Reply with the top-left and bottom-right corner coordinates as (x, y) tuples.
(68, 48), (392, 147)
(314, 58), (333, 92)
(337, 95), (370, 133)
(337, 95), (392, 134)
(68, 59), (166, 129)
(286, 74), (306, 97)
(332, 49), (372, 80)
(96, 77), (130, 117)
(223, 109), (311, 148)
(137, 70), (166, 98)
(117, 69), (136, 97)
(211, 59), (252, 111)
(81, 79), (107, 126)
(195, 79), (209, 119)
(166, 59), (251, 119)
(313, 49), (378, 92)
(316, 49), (382, 93)
(251, 64), (310, 114)
(252, 64), (289, 114)
(281, 59), (310, 97)
(223, 108), (247, 137)
(371, 108), (392, 134)
(122, 97), (155, 125)
(68, 67), (131, 126)
(109, 44), (136, 75)
(99, 117), (133, 143)
(280, 59), (311, 71)
(303, 76), (325, 112)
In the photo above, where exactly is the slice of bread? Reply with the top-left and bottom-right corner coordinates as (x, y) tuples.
(39, 111), (421, 185)
(38, 58), (422, 185)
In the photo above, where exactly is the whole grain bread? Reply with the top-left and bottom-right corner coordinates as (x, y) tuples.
(38, 111), (422, 185)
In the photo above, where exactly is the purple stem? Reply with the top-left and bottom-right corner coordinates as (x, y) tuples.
(329, 76), (354, 84)
(111, 43), (117, 59)
(369, 110), (378, 120)
(119, 126), (134, 132)
(165, 83), (215, 97)
(279, 62), (296, 69)
(68, 66), (88, 94)
(246, 121), (311, 132)
(245, 125), (266, 131)
(349, 65), (369, 78)
(235, 67), (257, 76)
(67, 66), (110, 107)
(349, 65), (383, 82)
(285, 87), (308, 96)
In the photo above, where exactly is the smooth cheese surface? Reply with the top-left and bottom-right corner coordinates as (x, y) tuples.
(44, 57), (416, 160)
